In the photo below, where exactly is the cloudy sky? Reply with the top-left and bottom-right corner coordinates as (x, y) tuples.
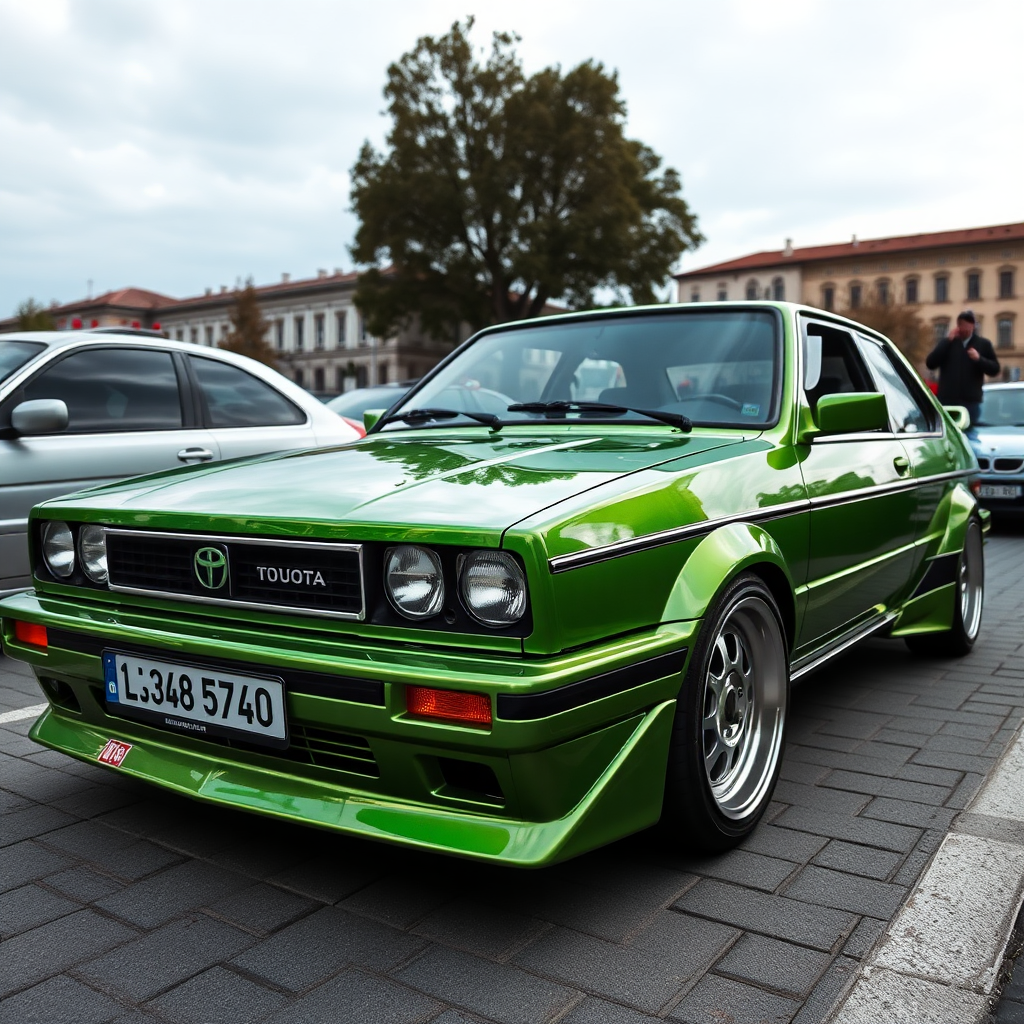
(1, 0), (1022, 316)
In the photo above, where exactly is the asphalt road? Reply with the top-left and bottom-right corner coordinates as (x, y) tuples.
(3, 526), (1024, 1024)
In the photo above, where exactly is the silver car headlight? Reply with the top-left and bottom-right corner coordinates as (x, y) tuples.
(78, 524), (108, 584)
(384, 545), (444, 620)
(42, 521), (75, 578)
(459, 551), (527, 627)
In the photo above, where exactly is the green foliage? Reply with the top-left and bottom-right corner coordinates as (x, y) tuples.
(350, 19), (703, 340)
(219, 279), (278, 366)
(16, 298), (56, 331)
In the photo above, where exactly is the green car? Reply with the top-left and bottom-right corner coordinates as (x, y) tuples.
(0, 302), (986, 866)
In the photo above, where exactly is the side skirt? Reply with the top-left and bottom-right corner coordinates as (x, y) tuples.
(791, 610), (898, 683)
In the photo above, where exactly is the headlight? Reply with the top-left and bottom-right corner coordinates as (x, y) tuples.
(384, 545), (444, 620)
(78, 524), (108, 584)
(42, 521), (75, 578)
(460, 551), (527, 627)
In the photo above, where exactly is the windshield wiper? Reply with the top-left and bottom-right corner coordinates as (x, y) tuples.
(383, 407), (501, 429)
(506, 400), (692, 432)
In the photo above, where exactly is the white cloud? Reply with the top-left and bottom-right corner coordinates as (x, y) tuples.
(0, 0), (1022, 313)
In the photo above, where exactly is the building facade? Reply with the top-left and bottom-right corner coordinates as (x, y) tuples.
(674, 221), (1024, 380)
(0, 272), (457, 394)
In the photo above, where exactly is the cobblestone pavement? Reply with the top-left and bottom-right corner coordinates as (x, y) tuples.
(3, 528), (1024, 1024)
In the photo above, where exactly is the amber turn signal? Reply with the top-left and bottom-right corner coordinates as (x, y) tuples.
(407, 685), (492, 726)
(14, 621), (48, 647)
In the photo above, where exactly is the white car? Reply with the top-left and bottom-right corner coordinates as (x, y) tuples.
(0, 330), (360, 596)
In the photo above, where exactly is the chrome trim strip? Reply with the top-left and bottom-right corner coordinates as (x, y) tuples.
(102, 529), (366, 621)
(790, 611), (897, 682)
(547, 468), (973, 573)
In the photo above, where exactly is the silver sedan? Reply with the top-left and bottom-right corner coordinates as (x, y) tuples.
(0, 331), (359, 596)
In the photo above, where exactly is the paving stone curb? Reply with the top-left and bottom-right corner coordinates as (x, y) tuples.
(827, 717), (1024, 1023)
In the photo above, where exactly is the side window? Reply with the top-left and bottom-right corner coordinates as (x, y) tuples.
(802, 323), (876, 414)
(189, 357), (305, 427)
(856, 337), (934, 434)
(21, 347), (183, 432)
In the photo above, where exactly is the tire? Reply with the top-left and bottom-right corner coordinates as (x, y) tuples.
(905, 517), (984, 658)
(662, 573), (789, 854)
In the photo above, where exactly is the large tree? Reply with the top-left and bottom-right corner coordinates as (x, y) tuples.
(219, 280), (278, 366)
(350, 19), (703, 340)
(16, 298), (55, 331)
(841, 294), (929, 369)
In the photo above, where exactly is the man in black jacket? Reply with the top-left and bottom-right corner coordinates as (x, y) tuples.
(925, 310), (999, 424)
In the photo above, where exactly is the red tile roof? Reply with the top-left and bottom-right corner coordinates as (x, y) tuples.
(167, 271), (361, 312)
(48, 287), (179, 314)
(675, 220), (1024, 278)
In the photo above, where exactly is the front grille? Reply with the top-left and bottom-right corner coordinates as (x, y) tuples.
(977, 457), (990, 470)
(282, 724), (379, 777)
(106, 529), (364, 619)
(994, 458), (1023, 473)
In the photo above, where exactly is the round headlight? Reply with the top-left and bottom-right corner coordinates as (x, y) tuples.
(78, 524), (108, 584)
(460, 551), (527, 627)
(385, 545), (444, 620)
(42, 521), (75, 578)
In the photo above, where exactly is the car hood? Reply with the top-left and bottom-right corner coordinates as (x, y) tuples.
(42, 429), (754, 539)
(971, 426), (1024, 452)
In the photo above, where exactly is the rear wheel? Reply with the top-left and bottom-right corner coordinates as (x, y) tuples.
(662, 573), (789, 853)
(905, 518), (984, 658)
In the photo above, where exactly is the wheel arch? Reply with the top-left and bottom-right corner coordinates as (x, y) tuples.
(662, 522), (796, 652)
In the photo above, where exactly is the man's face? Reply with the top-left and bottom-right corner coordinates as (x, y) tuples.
(955, 318), (974, 340)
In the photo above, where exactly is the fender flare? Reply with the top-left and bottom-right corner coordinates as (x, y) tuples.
(932, 481), (982, 556)
(661, 522), (796, 648)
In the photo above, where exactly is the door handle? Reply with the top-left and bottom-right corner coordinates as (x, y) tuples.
(177, 447), (215, 463)
(893, 455), (910, 476)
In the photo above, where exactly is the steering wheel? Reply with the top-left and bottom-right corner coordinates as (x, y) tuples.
(684, 393), (745, 411)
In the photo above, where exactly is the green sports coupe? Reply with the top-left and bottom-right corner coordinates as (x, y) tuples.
(0, 302), (986, 865)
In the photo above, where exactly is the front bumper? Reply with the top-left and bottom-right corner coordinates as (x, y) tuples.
(0, 590), (693, 866)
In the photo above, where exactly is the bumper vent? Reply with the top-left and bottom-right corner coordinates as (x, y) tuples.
(283, 724), (379, 777)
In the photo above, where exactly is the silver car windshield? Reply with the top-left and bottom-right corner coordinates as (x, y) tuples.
(977, 389), (1024, 427)
(0, 341), (45, 386)
(385, 310), (780, 430)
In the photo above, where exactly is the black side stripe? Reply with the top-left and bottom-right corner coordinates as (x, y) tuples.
(496, 649), (684, 721)
(911, 552), (960, 599)
(46, 629), (385, 706)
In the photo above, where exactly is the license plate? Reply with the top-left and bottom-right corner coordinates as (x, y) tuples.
(979, 484), (1022, 499)
(103, 651), (288, 749)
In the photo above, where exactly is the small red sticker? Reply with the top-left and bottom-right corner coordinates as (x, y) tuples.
(98, 739), (132, 767)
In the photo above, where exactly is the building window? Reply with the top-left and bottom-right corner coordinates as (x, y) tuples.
(933, 319), (950, 343)
(190, 327), (198, 344)
(314, 367), (325, 392)
(336, 311), (347, 349)
(379, 363), (389, 384)
(314, 314), (325, 350)
(358, 316), (369, 347)
(772, 277), (784, 301)
(204, 326), (214, 346)
(935, 275), (949, 303)
(294, 316), (305, 352)
(1001, 269), (1015, 299)
(175, 329), (184, 341)
(905, 277), (919, 304)
(850, 283), (862, 309)
(690, 289), (700, 303)
(821, 285), (835, 311)
(998, 318), (1014, 350)
(876, 280), (889, 306)
(356, 365), (368, 388)
(275, 320), (284, 350)
(717, 284), (727, 301)
(335, 367), (346, 392)
(294, 368), (304, 388)
(967, 272), (981, 301)
(746, 280), (758, 300)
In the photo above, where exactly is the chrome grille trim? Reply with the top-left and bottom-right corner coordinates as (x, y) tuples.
(104, 528), (366, 621)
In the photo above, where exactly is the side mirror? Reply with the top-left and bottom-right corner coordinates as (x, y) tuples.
(363, 408), (385, 432)
(11, 399), (69, 435)
(815, 392), (889, 435)
(945, 406), (971, 431)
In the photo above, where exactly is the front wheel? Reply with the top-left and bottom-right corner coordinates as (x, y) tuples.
(905, 518), (984, 658)
(662, 573), (789, 853)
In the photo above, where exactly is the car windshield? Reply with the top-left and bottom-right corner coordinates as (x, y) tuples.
(383, 310), (779, 430)
(0, 341), (46, 385)
(977, 389), (1024, 427)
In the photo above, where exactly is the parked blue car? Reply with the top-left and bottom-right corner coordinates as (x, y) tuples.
(969, 383), (1024, 516)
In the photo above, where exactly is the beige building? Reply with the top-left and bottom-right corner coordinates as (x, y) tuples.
(674, 220), (1024, 380)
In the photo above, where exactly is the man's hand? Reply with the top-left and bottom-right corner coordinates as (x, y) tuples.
(947, 326), (960, 341)
(966, 346), (980, 361)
